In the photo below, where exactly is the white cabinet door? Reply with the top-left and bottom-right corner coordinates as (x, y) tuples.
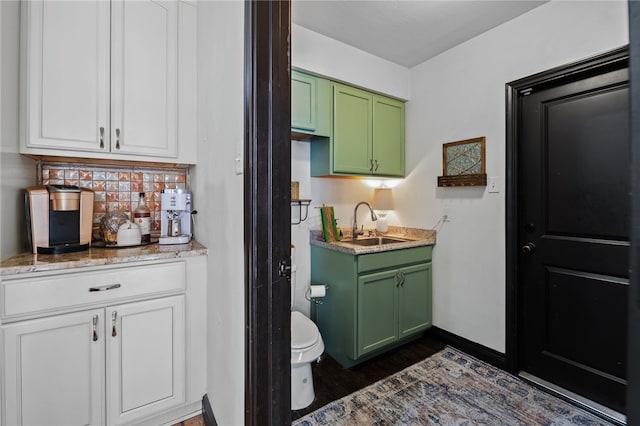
(2, 310), (105, 426)
(22, 0), (181, 161)
(110, 0), (178, 158)
(106, 296), (185, 425)
(22, 0), (110, 152)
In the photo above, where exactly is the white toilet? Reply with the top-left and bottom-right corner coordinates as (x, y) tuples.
(290, 263), (325, 410)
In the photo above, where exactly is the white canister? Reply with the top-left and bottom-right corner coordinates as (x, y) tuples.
(117, 222), (141, 246)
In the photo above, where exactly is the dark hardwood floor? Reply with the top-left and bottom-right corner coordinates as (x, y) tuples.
(292, 331), (447, 421)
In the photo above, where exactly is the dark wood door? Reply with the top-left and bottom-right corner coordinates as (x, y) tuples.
(629, 3), (640, 423)
(518, 58), (629, 413)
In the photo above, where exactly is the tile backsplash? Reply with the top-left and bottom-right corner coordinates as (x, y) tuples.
(40, 162), (188, 233)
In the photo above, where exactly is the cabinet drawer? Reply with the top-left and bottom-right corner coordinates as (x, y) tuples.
(2, 261), (185, 319)
(358, 246), (432, 273)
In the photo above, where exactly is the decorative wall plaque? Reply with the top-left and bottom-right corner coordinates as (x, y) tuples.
(437, 136), (487, 187)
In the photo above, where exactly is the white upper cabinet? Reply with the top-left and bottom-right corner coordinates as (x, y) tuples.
(22, 1), (110, 153)
(20, 0), (197, 164)
(110, 0), (177, 157)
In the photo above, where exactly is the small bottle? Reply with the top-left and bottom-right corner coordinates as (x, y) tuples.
(133, 192), (151, 243)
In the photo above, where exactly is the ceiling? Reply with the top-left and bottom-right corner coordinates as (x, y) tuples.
(292, 1), (548, 68)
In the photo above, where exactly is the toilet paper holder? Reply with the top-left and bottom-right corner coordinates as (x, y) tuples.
(306, 284), (329, 304)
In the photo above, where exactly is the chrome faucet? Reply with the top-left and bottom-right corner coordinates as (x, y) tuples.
(353, 201), (377, 239)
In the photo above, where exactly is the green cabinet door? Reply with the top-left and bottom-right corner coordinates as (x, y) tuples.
(291, 71), (317, 132)
(332, 83), (373, 175)
(310, 82), (405, 177)
(357, 269), (398, 357)
(398, 263), (432, 338)
(373, 95), (405, 177)
(311, 244), (432, 368)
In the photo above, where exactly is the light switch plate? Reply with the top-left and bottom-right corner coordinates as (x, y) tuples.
(488, 176), (500, 193)
(235, 139), (244, 175)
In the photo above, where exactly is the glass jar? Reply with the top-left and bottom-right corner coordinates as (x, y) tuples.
(100, 210), (130, 244)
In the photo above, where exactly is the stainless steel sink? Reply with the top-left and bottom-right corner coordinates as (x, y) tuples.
(347, 237), (408, 246)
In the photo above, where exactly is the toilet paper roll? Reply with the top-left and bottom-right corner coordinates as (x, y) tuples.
(309, 285), (326, 298)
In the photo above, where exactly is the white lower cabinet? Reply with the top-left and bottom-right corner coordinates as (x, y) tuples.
(3, 296), (185, 426)
(3, 309), (106, 426)
(107, 296), (185, 425)
(1, 257), (206, 426)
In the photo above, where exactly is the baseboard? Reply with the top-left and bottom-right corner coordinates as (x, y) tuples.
(202, 394), (218, 426)
(429, 326), (507, 370)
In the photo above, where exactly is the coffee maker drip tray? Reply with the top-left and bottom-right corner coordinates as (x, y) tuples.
(37, 242), (90, 255)
(158, 234), (191, 245)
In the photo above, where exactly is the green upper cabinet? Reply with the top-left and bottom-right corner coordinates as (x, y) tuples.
(373, 95), (406, 176)
(311, 82), (405, 177)
(291, 71), (316, 132)
(291, 70), (331, 138)
(333, 84), (374, 174)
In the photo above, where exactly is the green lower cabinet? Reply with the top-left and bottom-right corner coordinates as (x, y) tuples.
(398, 263), (433, 337)
(358, 263), (432, 357)
(312, 244), (432, 368)
(358, 269), (399, 356)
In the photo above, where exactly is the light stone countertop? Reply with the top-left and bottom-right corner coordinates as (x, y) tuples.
(1, 240), (208, 277)
(310, 226), (436, 255)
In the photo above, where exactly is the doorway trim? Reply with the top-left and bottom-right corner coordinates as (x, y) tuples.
(504, 45), (630, 373)
(627, 2), (640, 423)
(244, 1), (292, 425)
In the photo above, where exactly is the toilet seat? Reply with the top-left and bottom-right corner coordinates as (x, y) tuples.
(291, 311), (319, 349)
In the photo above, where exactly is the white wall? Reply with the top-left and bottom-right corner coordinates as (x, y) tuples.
(1, 1), (37, 260)
(402, 0), (629, 352)
(194, 2), (244, 424)
(292, 24), (411, 100)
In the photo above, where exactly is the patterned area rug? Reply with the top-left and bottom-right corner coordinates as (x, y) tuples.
(293, 346), (614, 425)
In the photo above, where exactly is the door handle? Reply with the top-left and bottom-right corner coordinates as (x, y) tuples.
(278, 260), (292, 279)
(99, 126), (105, 149)
(92, 315), (99, 342)
(521, 242), (536, 254)
(89, 283), (121, 292)
(111, 311), (117, 337)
